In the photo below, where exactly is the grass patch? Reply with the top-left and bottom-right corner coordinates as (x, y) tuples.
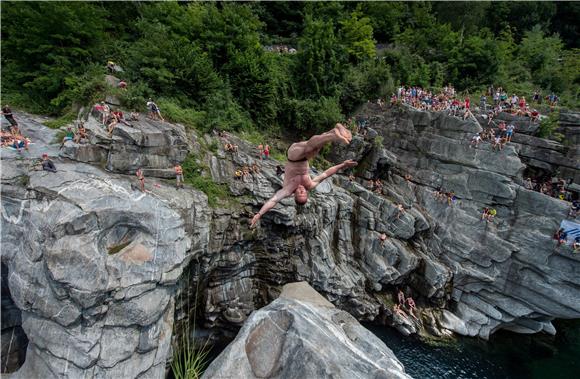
(45, 113), (76, 129)
(538, 110), (560, 138)
(107, 240), (131, 255)
(52, 129), (68, 145)
(156, 99), (206, 131)
(181, 154), (230, 207)
(171, 262), (211, 379)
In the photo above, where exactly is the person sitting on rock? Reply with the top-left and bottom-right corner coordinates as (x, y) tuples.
(487, 208), (497, 222)
(60, 127), (75, 149)
(379, 233), (388, 247)
(12, 136), (29, 153)
(106, 60), (116, 73)
(41, 153), (57, 173)
(118, 80), (127, 89)
(470, 133), (482, 148)
(396, 204), (405, 219)
(263, 144), (270, 160)
(397, 290), (406, 306)
(406, 297), (418, 320)
(136, 168), (145, 192)
(129, 111), (140, 121)
(393, 304), (408, 319)
(373, 179), (383, 194)
(554, 228), (567, 246)
(242, 166), (251, 181)
(250, 124), (357, 228)
(174, 163), (184, 189)
(481, 207), (490, 221)
(74, 122), (88, 144)
(251, 163), (260, 175)
(107, 113), (118, 136)
(569, 200), (579, 218)
(492, 133), (502, 151)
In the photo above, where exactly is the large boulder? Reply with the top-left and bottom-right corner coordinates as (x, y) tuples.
(202, 282), (411, 379)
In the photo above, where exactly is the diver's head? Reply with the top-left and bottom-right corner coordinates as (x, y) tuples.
(294, 185), (308, 205)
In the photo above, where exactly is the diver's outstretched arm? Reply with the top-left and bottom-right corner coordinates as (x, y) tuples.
(250, 188), (293, 228)
(311, 160), (358, 188)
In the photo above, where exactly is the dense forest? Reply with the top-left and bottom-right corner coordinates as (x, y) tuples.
(1, 1), (579, 135)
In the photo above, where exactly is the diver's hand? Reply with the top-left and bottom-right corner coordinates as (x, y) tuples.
(250, 213), (261, 229)
(342, 159), (358, 168)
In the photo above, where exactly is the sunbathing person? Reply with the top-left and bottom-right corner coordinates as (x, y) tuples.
(250, 124), (356, 228)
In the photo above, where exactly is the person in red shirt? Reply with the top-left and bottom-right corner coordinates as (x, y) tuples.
(465, 96), (470, 109)
(263, 145), (270, 160)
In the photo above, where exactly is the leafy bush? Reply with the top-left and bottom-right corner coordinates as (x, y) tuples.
(156, 99), (206, 130)
(181, 154), (230, 207)
(45, 113), (76, 130)
(538, 110), (560, 138)
(280, 96), (343, 135)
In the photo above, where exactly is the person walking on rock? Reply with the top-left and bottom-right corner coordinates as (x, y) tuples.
(250, 123), (357, 228)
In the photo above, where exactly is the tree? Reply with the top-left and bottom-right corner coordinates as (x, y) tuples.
(296, 15), (345, 98)
(449, 33), (500, 90)
(339, 9), (376, 62)
(1, 2), (107, 112)
(518, 26), (563, 90)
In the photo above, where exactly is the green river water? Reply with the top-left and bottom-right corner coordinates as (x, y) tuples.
(365, 320), (580, 379)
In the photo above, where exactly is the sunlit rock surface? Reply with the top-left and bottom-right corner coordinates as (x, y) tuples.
(1, 104), (579, 377)
(203, 282), (411, 379)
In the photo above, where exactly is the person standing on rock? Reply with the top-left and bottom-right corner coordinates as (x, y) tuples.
(136, 168), (145, 192)
(146, 99), (164, 122)
(250, 124), (357, 228)
(174, 163), (184, 189)
(1, 105), (18, 130)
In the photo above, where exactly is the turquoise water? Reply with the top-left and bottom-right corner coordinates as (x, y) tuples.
(365, 320), (580, 379)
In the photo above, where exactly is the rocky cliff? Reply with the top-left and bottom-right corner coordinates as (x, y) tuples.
(203, 282), (410, 379)
(1, 104), (579, 377)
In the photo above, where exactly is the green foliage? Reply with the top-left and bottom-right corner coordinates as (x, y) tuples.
(1, 2), (107, 114)
(281, 97), (343, 135)
(339, 59), (393, 114)
(1, 1), (578, 135)
(181, 154), (230, 207)
(538, 110), (560, 139)
(296, 15), (345, 98)
(45, 113), (76, 130)
(449, 33), (500, 90)
(170, 332), (209, 379)
(339, 9), (376, 62)
(156, 99), (205, 130)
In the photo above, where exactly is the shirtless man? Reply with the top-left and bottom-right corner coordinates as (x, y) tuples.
(250, 124), (356, 228)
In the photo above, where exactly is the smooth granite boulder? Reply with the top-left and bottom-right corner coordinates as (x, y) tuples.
(203, 282), (411, 379)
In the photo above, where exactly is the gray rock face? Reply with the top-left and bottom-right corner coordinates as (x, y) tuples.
(203, 282), (410, 379)
(61, 111), (190, 176)
(1, 105), (579, 378)
(1, 113), (208, 378)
